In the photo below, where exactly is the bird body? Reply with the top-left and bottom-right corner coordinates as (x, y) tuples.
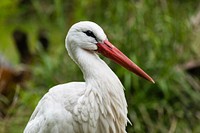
(24, 58), (127, 133)
(24, 21), (154, 133)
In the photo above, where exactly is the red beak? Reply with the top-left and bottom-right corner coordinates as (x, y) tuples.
(97, 40), (155, 83)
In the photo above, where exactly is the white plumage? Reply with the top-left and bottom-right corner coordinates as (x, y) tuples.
(24, 21), (154, 133)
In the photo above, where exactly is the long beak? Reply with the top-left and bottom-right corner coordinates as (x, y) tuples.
(97, 40), (155, 83)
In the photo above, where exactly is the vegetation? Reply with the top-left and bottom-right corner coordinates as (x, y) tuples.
(0, 0), (200, 132)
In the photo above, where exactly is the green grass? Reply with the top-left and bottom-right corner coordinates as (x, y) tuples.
(0, 0), (200, 132)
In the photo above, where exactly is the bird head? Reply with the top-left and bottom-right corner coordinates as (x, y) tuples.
(66, 21), (154, 83)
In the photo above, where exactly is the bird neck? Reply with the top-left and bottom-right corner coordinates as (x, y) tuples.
(73, 47), (127, 109)
(74, 47), (122, 91)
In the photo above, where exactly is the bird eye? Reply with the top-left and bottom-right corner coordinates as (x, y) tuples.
(83, 30), (97, 41)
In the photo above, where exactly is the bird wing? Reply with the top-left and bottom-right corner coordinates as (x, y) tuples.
(24, 82), (100, 133)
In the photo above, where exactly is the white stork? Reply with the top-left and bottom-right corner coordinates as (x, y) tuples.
(24, 21), (154, 133)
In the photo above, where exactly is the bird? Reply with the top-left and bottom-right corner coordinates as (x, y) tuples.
(24, 21), (154, 133)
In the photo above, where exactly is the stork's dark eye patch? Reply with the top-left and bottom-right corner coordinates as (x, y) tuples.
(83, 30), (98, 41)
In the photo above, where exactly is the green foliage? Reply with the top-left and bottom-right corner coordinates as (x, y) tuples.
(0, 0), (200, 132)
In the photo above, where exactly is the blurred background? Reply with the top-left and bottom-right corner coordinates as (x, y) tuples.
(0, 0), (200, 132)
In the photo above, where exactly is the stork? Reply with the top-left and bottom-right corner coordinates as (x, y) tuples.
(24, 21), (154, 133)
